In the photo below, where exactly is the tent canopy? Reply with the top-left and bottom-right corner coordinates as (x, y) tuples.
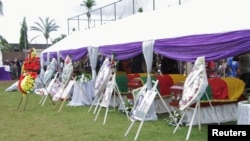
(41, 0), (250, 62)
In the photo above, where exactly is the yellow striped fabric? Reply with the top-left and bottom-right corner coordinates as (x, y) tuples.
(221, 77), (245, 101)
(168, 74), (186, 84)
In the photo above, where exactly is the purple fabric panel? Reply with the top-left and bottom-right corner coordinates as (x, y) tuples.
(60, 47), (88, 61)
(42, 53), (47, 61)
(0, 67), (11, 81)
(99, 42), (142, 60)
(42, 52), (58, 62)
(154, 30), (250, 62)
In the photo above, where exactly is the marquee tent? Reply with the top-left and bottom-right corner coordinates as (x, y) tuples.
(40, 0), (250, 122)
(41, 0), (250, 64)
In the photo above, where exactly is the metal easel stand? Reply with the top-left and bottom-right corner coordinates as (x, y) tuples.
(88, 83), (108, 114)
(173, 91), (220, 140)
(125, 80), (164, 141)
(53, 79), (75, 112)
(38, 72), (58, 106)
(88, 92), (103, 114)
(17, 94), (29, 111)
(74, 81), (92, 104)
(94, 73), (129, 125)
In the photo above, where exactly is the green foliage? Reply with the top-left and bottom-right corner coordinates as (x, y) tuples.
(0, 0), (3, 16)
(80, 0), (96, 11)
(0, 35), (13, 52)
(75, 72), (91, 82)
(243, 88), (250, 103)
(167, 110), (183, 126)
(19, 17), (29, 51)
(52, 34), (67, 44)
(138, 7), (143, 13)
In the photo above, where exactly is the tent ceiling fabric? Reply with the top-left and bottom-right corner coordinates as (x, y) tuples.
(154, 30), (250, 62)
(42, 0), (250, 62)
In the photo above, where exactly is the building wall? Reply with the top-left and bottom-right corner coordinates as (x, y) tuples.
(2, 52), (26, 61)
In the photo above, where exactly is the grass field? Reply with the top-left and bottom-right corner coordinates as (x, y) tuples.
(0, 80), (211, 141)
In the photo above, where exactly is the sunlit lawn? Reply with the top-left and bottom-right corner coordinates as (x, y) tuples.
(0, 80), (211, 141)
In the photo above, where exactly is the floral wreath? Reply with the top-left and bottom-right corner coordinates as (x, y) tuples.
(18, 48), (40, 95)
(61, 55), (73, 86)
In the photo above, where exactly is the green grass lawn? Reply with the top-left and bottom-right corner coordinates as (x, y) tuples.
(0, 80), (211, 141)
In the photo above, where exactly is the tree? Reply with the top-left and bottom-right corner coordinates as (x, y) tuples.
(138, 7), (143, 13)
(30, 17), (60, 48)
(80, 0), (96, 29)
(0, 35), (13, 52)
(52, 34), (67, 44)
(0, 0), (3, 16)
(19, 17), (29, 51)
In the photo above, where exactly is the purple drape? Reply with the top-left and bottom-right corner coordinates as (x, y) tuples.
(60, 47), (88, 61)
(154, 30), (250, 62)
(43, 29), (250, 62)
(99, 41), (142, 60)
(42, 52), (58, 61)
(98, 29), (250, 61)
(43, 48), (88, 62)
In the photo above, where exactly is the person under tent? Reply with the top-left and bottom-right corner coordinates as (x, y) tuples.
(233, 52), (250, 93)
(160, 57), (180, 74)
(226, 57), (239, 77)
(130, 54), (144, 73)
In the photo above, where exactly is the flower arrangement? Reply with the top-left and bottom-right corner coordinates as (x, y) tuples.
(76, 73), (91, 83)
(155, 54), (162, 75)
(179, 56), (207, 110)
(18, 72), (38, 94)
(244, 88), (250, 104)
(166, 110), (183, 126)
(119, 98), (133, 115)
(18, 48), (40, 95)
(43, 58), (57, 85)
(22, 48), (40, 73)
(110, 53), (118, 73)
(61, 55), (73, 86)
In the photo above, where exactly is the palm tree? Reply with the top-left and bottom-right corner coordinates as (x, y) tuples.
(0, 0), (3, 16)
(30, 17), (60, 48)
(80, 0), (96, 29)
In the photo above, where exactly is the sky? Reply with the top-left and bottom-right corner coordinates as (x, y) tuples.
(0, 0), (115, 44)
(0, 0), (185, 44)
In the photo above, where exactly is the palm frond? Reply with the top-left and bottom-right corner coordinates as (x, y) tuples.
(30, 35), (41, 43)
(80, 0), (96, 10)
(30, 16), (60, 45)
(0, 0), (4, 16)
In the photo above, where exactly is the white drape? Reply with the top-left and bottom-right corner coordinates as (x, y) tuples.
(237, 101), (250, 125)
(142, 39), (155, 90)
(0, 50), (3, 67)
(88, 46), (99, 82)
(142, 40), (158, 121)
(68, 81), (94, 106)
(46, 52), (50, 67)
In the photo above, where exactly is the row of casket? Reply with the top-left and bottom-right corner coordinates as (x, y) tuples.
(8, 65), (246, 125)
(125, 73), (245, 125)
